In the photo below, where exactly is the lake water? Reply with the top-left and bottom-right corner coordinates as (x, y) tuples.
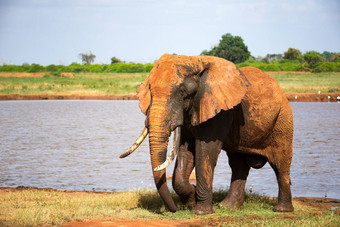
(0, 100), (339, 199)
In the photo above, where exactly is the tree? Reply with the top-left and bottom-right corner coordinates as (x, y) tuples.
(200, 49), (211, 56)
(201, 33), (250, 63)
(283, 48), (302, 60)
(46, 64), (57, 72)
(322, 51), (335, 61)
(330, 53), (340, 62)
(66, 62), (85, 72)
(111, 57), (122, 64)
(302, 51), (325, 67)
(79, 51), (96, 65)
(28, 63), (44, 73)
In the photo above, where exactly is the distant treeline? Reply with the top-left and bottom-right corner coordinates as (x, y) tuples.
(237, 59), (340, 72)
(0, 62), (154, 73)
(2, 33), (339, 74)
(1, 60), (340, 74)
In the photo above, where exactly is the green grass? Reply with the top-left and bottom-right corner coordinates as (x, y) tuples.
(74, 72), (148, 78)
(0, 72), (339, 96)
(271, 72), (340, 93)
(0, 188), (339, 226)
(0, 73), (147, 96)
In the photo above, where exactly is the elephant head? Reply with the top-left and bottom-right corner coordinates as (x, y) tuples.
(121, 54), (250, 212)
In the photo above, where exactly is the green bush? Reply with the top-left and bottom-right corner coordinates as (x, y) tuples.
(65, 63), (85, 73)
(336, 62), (340, 71)
(236, 60), (305, 72)
(1, 58), (340, 74)
(125, 63), (145, 73)
(260, 63), (281, 71)
(113, 63), (130, 73)
(303, 51), (325, 67)
(105, 63), (148, 73)
(279, 61), (302, 71)
(236, 61), (252, 68)
(28, 64), (45, 73)
(46, 64), (57, 72)
(144, 63), (154, 72)
(0, 65), (19, 72)
(331, 53), (340, 62)
(86, 64), (103, 73)
(313, 62), (340, 72)
(55, 65), (66, 72)
(283, 48), (302, 60)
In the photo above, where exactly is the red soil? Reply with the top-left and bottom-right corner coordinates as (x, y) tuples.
(0, 72), (47, 77)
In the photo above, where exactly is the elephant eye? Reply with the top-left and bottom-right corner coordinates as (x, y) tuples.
(183, 79), (198, 96)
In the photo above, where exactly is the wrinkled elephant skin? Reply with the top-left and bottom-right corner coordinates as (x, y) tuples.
(128, 54), (294, 214)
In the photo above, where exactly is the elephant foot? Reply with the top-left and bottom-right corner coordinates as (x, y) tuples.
(183, 194), (196, 208)
(273, 202), (294, 212)
(219, 194), (245, 210)
(219, 199), (243, 210)
(177, 185), (196, 208)
(191, 202), (214, 215)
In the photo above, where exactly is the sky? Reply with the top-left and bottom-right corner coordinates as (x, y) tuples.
(0, 0), (339, 66)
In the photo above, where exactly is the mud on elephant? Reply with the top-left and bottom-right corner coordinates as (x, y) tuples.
(120, 54), (294, 214)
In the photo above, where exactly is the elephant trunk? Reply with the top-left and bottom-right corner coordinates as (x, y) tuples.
(148, 100), (177, 212)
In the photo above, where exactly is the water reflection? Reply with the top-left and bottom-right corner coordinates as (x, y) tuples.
(0, 101), (339, 199)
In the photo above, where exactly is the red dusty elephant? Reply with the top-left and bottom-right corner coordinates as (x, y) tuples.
(120, 54), (294, 214)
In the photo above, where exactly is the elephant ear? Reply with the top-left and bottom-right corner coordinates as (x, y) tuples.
(137, 78), (151, 115)
(191, 60), (250, 126)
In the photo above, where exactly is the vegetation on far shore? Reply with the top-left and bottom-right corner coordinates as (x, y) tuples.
(270, 71), (340, 93)
(1, 59), (340, 74)
(0, 73), (147, 96)
(0, 187), (339, 227)
(0, 72), (339, 96)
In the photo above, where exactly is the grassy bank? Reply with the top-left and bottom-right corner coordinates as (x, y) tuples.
(0, 72), (339, 96)
(269, 72), (340, 93)
(0, 73), (147, 96)
(0, 188), (339, 226)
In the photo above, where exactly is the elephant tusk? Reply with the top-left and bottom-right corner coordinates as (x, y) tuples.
(120, 127), (148, 158)
(154, 127), (181, 171)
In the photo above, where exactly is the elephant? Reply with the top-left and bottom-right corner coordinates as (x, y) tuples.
(120, 54), (294, 215)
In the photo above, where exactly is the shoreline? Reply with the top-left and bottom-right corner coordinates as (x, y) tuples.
(1, 186), (339, 204)
(1, 186), (339, 226)
(1, 185), (339, 199)
(0, 93), (339, 102)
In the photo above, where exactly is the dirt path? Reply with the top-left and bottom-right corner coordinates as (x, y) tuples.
(0, 72), (48, 77)
(61, 218), (201, 227)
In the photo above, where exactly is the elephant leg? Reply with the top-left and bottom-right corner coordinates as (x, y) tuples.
(191, 140), (222, 215)
(269, 159), (294, 212)
(219, 151), (250, 209)
(172, 137), (196, 207)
